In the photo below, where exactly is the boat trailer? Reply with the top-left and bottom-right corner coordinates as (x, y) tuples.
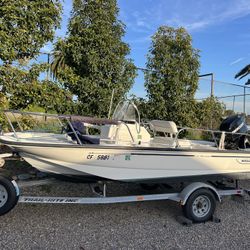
(0, 154), (249, 224)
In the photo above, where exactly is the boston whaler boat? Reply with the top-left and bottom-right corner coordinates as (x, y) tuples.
(1, 100), (250, 182)
(0, 100), (250, 223)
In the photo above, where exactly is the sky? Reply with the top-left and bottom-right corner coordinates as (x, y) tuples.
(41, 0), (250, 112)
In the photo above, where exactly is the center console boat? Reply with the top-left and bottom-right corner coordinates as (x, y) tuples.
(1, 100), (250, 183)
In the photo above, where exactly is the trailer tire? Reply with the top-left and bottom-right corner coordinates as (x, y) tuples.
(183, 188), (216, 223)
(0, 176), (19, 216)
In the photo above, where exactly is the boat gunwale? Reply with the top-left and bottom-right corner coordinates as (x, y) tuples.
(2, 137), (250, 155)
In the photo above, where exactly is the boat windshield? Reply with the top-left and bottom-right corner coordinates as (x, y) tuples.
(112, 100), (140, 123)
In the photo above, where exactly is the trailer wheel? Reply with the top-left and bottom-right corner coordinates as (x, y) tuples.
(183, 188), (216, 223)
(0, 176), (19, 216)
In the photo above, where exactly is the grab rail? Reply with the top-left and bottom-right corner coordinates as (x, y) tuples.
(113, 121), (136, 144)
(3, 110), (69, 140)
(3, 110), (135, 146)
(175, 127), (250, 150)
(4, 109), (250, 149)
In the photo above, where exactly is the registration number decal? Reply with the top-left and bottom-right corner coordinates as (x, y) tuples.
(87, 154), (112, 160)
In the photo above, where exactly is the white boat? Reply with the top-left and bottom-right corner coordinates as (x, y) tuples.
(1, 100), (250, 183)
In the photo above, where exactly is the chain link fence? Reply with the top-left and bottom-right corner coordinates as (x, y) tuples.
(25, 58), (250, 116)
(196, 76), (250, 115)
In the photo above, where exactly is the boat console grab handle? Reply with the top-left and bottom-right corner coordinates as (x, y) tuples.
(117, 121), (135, 144)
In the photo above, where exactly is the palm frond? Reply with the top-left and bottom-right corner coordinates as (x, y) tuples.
(235, 64), (250, 80)
(50, 50), (66, 80)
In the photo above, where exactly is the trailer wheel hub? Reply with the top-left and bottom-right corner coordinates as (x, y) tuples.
(0, 184), (8, 208)
(192, 195), (211, 218)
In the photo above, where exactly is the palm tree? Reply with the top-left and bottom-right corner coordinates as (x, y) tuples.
(235, 64), (250, 80)
(50, 40), (67, 80)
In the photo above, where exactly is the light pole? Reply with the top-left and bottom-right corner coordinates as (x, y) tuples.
(232, 95), (235, 112)
(244, 79), (250, 114)
(40, 51), (52, 80)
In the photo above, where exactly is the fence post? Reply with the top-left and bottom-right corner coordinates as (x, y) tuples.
(232, 96), (235, 112)
(211, 73), (214, 97)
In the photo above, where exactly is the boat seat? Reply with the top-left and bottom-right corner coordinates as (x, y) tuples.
(77, 134), (100, 144)
(100, 123), (151, 145)
(66, 122), (100, 144)
(67, 131), (100, 145)
(150, 137), (192, 148)
(149, 120), (178, 137)
(69, 121), (87, 134)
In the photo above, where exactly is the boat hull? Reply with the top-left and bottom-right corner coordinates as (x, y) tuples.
(5, 142), (250, 182)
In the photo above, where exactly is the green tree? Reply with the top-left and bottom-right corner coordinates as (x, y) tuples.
(195, 97), (225, 129)
(129, 95), (149, 121)
(0, 92), (9, 130)
(145, 26), (200, 127)
(0, 64), (75, 113)
(0, 0), (61, 63)
(0, 0), (75, 115)
(52, 0), (136, 117)
(38, 80), (76, 114)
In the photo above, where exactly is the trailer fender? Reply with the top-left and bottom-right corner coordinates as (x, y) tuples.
(179, 182), (221, 205)
(11, 179), (20, 196)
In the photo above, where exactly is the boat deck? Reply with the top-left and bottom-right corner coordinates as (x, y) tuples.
(1, 132), (75, 145)
(1, 131), (219, 151)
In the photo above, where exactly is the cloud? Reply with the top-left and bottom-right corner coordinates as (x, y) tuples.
(40, 43), (53, 53)
(186, 21), (210, 31)
(132, 11), (152, 30)
(120, 0), (250, 33)
(230, 57), (244, 65)
(164, 0), (250, 31)
(216, 0), (250, 22)
(127, 35), (151, 45)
